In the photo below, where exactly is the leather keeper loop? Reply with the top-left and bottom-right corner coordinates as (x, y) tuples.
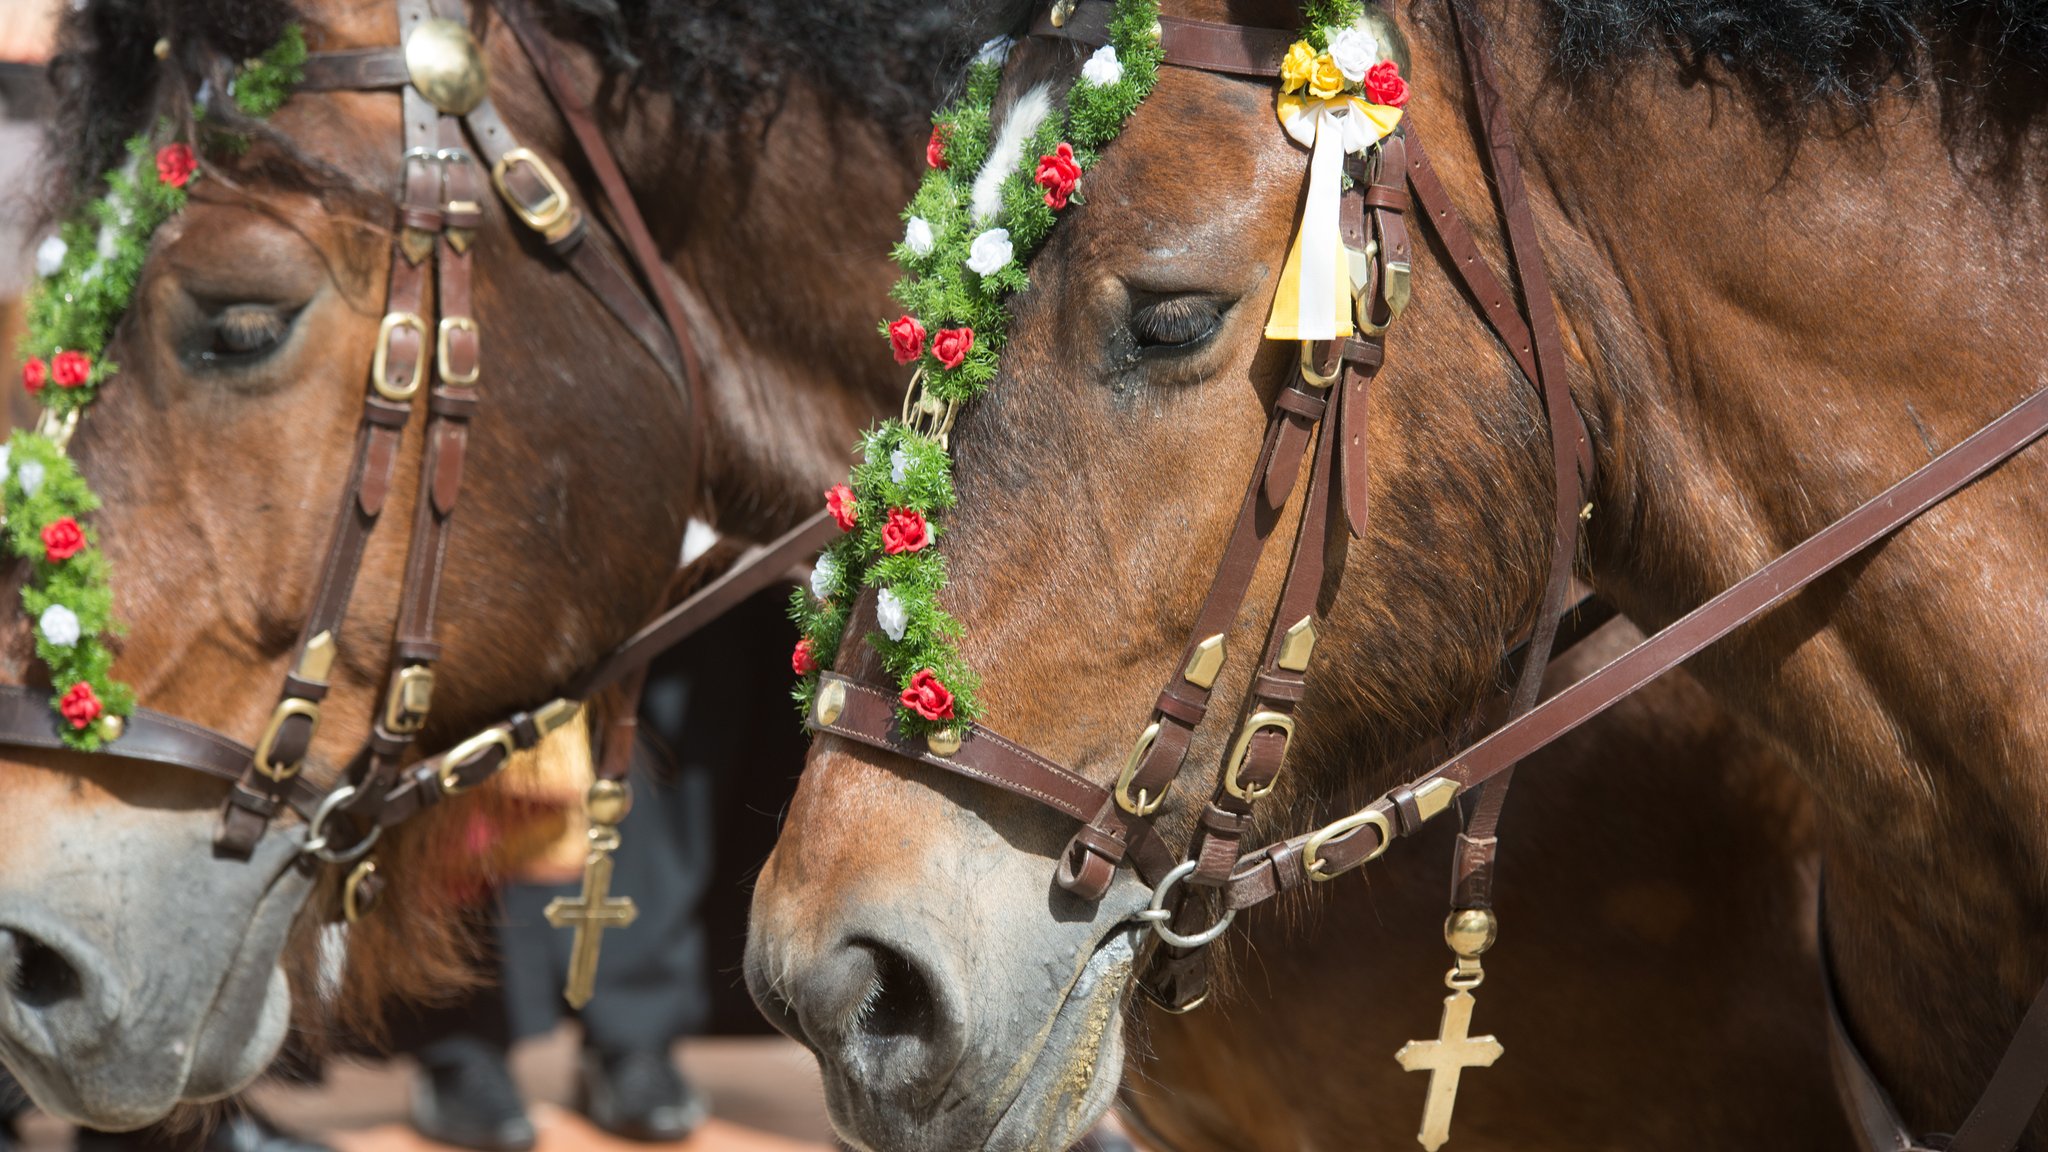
(1252, 672), (1306, 702)
(282, 675), (331, 701)
(1389, 785), (1424, 833)
(363, 397), (413, 427)
(1273, 386), (1329, 420)
(428, 390), (480, 418)
(1154, 691), (1205, 727)
(544, 216), (589, 256)
(1201, 803), (1254, 836)
(395, 640), (443, 663)
(509, 712), (543, 748)
(400, 206), (444, 232)
(444, 204), (484, 230)
(1056, 831), (1120, 899)
(1362, 184), (1410, 212)
(369, 728), (411, 757)
(1342, 338), (1384, 370)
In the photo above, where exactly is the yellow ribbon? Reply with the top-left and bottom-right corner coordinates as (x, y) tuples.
(1263, 93), (1404, 343)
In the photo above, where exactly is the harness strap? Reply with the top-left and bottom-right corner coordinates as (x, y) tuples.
(1030, 4), (1291, 77)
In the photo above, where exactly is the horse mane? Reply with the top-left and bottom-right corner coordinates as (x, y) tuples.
(44, 0), (1033, 205)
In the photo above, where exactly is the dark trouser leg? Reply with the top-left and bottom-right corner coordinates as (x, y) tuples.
(394, 927), (533, 1152)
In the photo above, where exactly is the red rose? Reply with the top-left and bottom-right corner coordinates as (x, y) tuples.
(21, 358), (46, 395)
(51, 351), (91, 389)
(881, 507), (931, 555)
(41, 517), (85, 563)
(58, 681), (102, 730)
(900, 669), (955, 722)
(792, 637), (818, 676)
(155, 143), (197, 189)
(1365, 60), (1409, 108)
(889, 315), (927, 365)
(926, 124), (949, 169)
(931, 327), (974, 370)
(827, 483), (858, 532)
(1035, 142), (1081, 209)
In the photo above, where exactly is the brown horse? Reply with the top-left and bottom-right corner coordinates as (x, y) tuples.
(746, 0), (2048, 1147)
(0, 0), (963, 1129)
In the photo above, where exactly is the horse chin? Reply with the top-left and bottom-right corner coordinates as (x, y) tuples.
(0, 797), (315, 1130)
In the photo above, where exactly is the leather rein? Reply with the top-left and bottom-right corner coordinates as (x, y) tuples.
(0, 0), (833, 907)
(806, 4), (2048, 1147)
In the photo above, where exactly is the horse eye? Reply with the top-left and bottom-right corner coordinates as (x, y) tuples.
(204, 304), (294, 362)
(1130, 296), (1224, 352)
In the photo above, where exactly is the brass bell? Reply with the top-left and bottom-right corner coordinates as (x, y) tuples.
(1445, 908), (1498, 959)
(926, 727), (962, 757)
(585, 778), (633, 827)
(404, 19), (489, 116)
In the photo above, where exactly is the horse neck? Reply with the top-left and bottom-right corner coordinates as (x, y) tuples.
(1451, 2), (2048, 1127)
(596, 78), (914, 535)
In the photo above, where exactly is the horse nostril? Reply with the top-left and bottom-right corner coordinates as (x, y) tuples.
(2, 929), (84, 1010)
(852, 940), (938, 1043)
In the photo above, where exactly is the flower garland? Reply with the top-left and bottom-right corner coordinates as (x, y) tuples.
(790, 0), (1164, 736)
(791, 0), (1408, 739)
(10, 31), (304, 749)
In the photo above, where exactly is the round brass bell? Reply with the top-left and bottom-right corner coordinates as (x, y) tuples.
(1444, 908), (1498, 959)
(1354, 6), (1411, 75)
(926, 727), (962, 757)
(585, 778), (633, 827)
(96, 714), (125, 742)
(405, 19), (489, 116)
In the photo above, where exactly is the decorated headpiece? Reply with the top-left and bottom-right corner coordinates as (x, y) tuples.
(9, 30), (305, 748)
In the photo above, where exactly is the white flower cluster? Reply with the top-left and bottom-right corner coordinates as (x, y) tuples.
(876, 587), (909, 642)
(1327, 25), (1379, 84)
(811, 553), (840, 600)
(1081, 45), (1123, 87)
(966, 228), (1013, 277)
(904, 216), (935, 257)
(38, 604), (80, 649)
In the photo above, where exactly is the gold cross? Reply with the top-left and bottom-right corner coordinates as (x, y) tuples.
(544, 846), (638, 1009)
(1395, 989), (1503, 1151)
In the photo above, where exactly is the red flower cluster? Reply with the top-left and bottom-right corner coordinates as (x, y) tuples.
(881, 508), (931, 555)
(52, 351), (91, 389)
(1365, 61), (1409, 108)
(155, 143), (197, 189)
(42, 518), (85, 563)
(889, 315), (926, 365)
(827, 484), (858, 531)
(926, 125), (949, 169)
(932, 327), (974, 370)
(792, 638), (818, 676)
(1036, 142), (1081, 209)
(21, 358), (45, 395)
(900, 669), (955, 721)
(58, 681), (101, 730)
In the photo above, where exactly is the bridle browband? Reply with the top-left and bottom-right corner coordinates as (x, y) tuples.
(0, 0), (833, 906)
(805, 4), (2048, 1147)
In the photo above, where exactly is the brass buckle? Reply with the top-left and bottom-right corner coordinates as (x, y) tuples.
(1297, 341), (1342, 388)
(490, 148), (579, 242)
(342, 858), (379, 924)
(372, 312), (429, 401)
(900, 369), (960, 448)
(254, 698), (320, 781)
(1222, 711), (1295, 801)
(438, 727), (516, 795)
(1303, 807), (1392, 882)
(1114, 722), (1166, 816)
(382, 665), (435, 736)
(436, 316), (480, 386)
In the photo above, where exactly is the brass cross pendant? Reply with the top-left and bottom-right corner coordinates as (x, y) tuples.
(1395, 988), (1503, 1151)
(544, 779), (638, 1008)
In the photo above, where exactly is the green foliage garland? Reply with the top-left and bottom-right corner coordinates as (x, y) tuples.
(10, 36), (302, 748)
(791, 0), (1163, 735)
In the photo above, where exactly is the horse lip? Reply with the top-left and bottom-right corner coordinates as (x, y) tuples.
(974, 923), (1142, 1151)
(179, 827), (314, 1101)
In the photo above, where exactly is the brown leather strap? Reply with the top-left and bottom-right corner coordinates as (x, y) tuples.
(1819, 885), (1950, 1152)
(1030, 2), (1291, 78)
(298, 48), (409, 91)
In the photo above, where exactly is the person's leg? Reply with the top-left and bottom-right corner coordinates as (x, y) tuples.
(396, 917), (535, 1152)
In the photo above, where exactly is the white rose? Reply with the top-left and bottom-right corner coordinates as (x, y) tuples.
(810, 554), (839, 600)
(876, 587), (909, 643)
(38, 604), (80, 648)
(1327, 25), (1380, 84)
(18, 461), (45, 498)
(903, 216), (935, 257)
(0, 444), (12, 486)
(890, 448), (911, 485)
(974, 36), (1015, 68)
(966, 228), (1013, 277)
(34, 235), (66, 279)
(1081, 44), (1124, 87)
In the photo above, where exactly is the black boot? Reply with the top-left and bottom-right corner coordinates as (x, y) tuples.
(203, 1111), (334, 1152)
(579, 1048), (708, 1143)
(410, 1037), (535, 1152)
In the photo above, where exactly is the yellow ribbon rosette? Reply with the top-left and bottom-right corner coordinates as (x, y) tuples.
(1263, 82), (1404, 342)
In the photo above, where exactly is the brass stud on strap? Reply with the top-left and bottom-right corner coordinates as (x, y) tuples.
(813, 678), (847, 728)
(404, 18), (489, 116)
(1182, 633), (1226, 689)
(1276, 617), (1317, 673)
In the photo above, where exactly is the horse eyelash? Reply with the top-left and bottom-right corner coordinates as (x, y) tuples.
(1130, 297), (1222, 350)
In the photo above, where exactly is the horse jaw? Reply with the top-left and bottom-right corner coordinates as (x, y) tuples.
(0, 761), (313, 1129)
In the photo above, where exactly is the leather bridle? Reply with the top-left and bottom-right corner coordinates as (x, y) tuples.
(0, 0), (834, 909)
(806, 4), (2048, 1147)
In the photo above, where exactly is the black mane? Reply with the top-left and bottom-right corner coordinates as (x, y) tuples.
(45, 0), (1029, 202)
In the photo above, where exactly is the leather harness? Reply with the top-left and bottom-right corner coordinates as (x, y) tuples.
(806, 3), (2048, 1147)
(0, 0), (834, 899)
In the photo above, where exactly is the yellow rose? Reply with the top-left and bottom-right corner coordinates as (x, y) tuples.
(1280, 40), (1317, 94)
(1307, 52), (1347, 99)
